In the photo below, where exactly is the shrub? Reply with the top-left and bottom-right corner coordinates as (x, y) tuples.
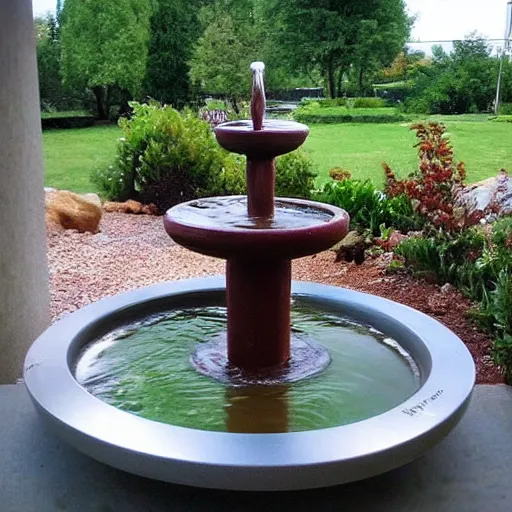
(383, 122), (481, 232)
(315, 178), (422, 235)
(92, 101), (245, 212)
(396, 228), (486, 286)
(41, 111), (95, 130)
(396, 217), (512, 381)
(353, 97), (386, 109)
(294, 113), (408, 124)
(275, 150), (317, 199)
(499, 103), (512, 115)
(491, 115), (512, 123)
(329, 167), (352, 181)
(93, 100), (317, 210)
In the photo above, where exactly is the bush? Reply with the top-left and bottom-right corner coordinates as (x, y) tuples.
(92, 101), (245, 212)
(41, 112), (95, 130)
(353, 97), (386, 109)
(294, 112), (408, 124)
(396, 217), (512, 381)
(499, 103), (512, 115)
(315, 178), (422, 235)
(93, 100), (318, 210)
(396, 228), (486, 286)
(383, 122), (484, 232)
(275, 150), (317, 199)
(491, 115), (512, 123)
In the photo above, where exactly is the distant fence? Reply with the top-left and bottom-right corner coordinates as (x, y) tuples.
(201, 88), (325, 104)
(200, 109), (229, 127)
(267, 88), (324, 102)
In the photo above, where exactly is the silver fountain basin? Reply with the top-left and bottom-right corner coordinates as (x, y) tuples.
(24, 277), (475, 491)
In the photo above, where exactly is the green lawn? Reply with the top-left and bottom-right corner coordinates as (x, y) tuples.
(43, 118), (511, 193)
(305, 117), (512, 185)
(43, 125), (120, 192)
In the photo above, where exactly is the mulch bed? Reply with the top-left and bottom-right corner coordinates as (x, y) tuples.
(47, 212), (504, 385)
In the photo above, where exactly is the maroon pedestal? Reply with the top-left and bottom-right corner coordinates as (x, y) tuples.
(226, 258), (291, 371)
(164, 118), (349, 374)
(247, 159), (275, 218)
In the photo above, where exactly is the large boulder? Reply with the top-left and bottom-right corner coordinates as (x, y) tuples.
(45, 190), (102, 233)
(456, 170), (512, 221)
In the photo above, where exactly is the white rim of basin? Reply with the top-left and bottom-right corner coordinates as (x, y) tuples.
(24, 277), (475, 491)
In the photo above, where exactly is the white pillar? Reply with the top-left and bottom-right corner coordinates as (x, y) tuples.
(0, 0), (50, 383)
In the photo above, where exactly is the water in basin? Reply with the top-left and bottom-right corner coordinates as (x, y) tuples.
(75, 298), (420, 433)
(171, 197), (332, 230)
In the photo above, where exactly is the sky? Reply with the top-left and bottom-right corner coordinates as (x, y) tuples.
(32, 0), (511, 51)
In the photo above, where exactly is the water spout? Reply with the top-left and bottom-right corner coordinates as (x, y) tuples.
(250, 61), (266, 131)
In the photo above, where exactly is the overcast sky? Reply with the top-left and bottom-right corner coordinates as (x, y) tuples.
(32, 0), (511, 49)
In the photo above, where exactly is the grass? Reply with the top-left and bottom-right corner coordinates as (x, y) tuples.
(305, 115), (512, 185)
(42, 116), (512, 193)
(41, 110), (91, 119)
(43, 125), (120, 193)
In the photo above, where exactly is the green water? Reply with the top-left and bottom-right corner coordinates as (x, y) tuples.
(75, 302), (420, 433)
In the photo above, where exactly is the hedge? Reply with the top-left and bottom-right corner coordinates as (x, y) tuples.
(41, 114), (95, 130)
(294, 113), (409, 124)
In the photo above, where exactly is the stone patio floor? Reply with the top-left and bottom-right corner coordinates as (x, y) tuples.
(1, 384), (511, 512)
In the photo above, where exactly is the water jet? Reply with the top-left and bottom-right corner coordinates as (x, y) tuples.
(24, 63), (474, 491)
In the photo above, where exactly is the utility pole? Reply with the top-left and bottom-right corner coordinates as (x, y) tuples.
(495, 1), (512, 115)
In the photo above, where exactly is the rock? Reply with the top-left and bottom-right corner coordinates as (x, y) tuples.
(45, 190), (102, 233)
(375, 231), (407, 251)
(332, 231), (366, 265)
(81, 193), (102, 209)
(441, 283), (455, 295)
(456, 170), (512, 221)
(103, 200), (158, 215)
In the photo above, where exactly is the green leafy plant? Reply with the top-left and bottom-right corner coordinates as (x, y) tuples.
(315, 178), (422, 235)
(92, 101), (245, 212)
(352, 97), (387, 109)
(396, 217), (512, 381)
(275, 150), (317, 199)
(382, 122), (496, 232)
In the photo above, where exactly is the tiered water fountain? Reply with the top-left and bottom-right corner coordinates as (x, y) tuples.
(24, 63), (475, 491)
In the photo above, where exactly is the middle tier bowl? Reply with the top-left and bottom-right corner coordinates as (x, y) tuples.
(163, 196), (349, 260)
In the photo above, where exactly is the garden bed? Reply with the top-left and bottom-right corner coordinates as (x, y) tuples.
(47, 212), (503, 384)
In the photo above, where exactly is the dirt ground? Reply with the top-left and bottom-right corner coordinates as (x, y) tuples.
(47, 212), (503, 384)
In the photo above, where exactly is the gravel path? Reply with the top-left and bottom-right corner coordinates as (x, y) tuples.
(48, 212), (503, 384)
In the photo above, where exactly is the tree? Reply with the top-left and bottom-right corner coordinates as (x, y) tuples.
(407, 35), (500, 114)
(35, 14), (62, 110)
(263, 0), (411, 98)
(376, 49), (427, 84)
(144, 0), (205, 108)
(189, 5), (259, 111)
(60, 0), (152, 119)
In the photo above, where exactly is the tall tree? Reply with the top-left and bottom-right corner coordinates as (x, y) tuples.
(263, 0), (411, 98)
(35, 14), (62, 110)
(189, 5), (259, 111)
(60, 0), (152, 119)
(144, 0), (205, 107)
(408, 35), (501, 114)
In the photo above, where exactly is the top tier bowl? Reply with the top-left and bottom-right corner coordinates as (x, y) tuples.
(215, 120), (309, 159)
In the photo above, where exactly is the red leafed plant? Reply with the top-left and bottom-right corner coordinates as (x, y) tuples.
(383, 122), (490, 232)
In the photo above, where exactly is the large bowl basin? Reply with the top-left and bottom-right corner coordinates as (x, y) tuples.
(24, 278), (475, 491)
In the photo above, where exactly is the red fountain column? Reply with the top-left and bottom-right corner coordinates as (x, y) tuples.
(246, 158), (275, 218)
(226, 258), (291, 371)
(226, 61), (290, 372)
